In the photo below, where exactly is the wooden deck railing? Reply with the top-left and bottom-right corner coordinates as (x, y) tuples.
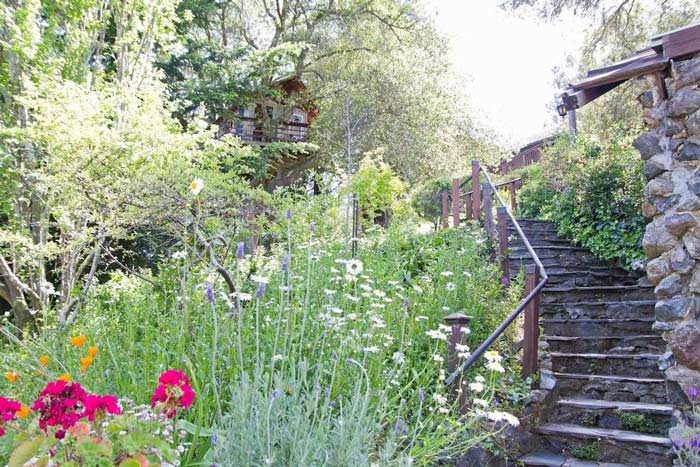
(498, 145), (543, 175)
(438, 160), (548, 410)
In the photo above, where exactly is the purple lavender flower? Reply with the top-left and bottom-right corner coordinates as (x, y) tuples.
(281, 254), (290, 272)
(418, 389), (425, 403)
(332, 351), (339, 361)
(325, 387), (331, 398)
(256, 282), (266, 299)
(211, 433), (218, 447)
(310, 222), (316, 233)
(329, 400), (336, 408)
(689, 386), (699, 401)
(236, 242), (245, 259)
(272, 389), (280, 399)
(286, 208), (292, 220)
(501, 276), (510, 287)
(403, 298), (410, 309)
(205, 281), (215, 304)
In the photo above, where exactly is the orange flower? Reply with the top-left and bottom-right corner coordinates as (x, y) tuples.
(5, 371), (18, 383)
(16, 405), (30, 419)
(57, 373), (71, 382)
(70, 335), (87, 348)
(88, 346), (98, 358)
(80, 356), (94, 373)
(39, 355), (49, 366)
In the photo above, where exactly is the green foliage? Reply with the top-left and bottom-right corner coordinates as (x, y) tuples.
(620, 412), (666, 435)
(349, 151), (406, 225)
(567, 441), (600, 461)
(516, 135), (647, 269)
(411, 179), (452, 224)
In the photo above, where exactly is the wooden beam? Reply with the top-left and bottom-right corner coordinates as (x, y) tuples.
(451, 178), (460, 228)
(663, 24), (700, 59)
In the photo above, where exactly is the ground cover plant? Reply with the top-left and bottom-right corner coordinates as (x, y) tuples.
(0, 187), (526, 466)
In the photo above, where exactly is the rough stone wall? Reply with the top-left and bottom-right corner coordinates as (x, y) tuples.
(635, 53), (700, 403)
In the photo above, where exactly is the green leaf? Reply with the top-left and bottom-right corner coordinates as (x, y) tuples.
(119, 459), (142, 467)
(178, 419), (215, 437)
(9, 436), (46, 467)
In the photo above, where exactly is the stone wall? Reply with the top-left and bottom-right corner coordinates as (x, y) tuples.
(635, 53), (700, 403)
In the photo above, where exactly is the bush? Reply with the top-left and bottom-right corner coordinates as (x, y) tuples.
(411, 178), (452, 225)
(515, 135), (647, 269)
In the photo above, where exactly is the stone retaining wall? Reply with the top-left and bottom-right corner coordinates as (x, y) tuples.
(635, 53), (700, 403)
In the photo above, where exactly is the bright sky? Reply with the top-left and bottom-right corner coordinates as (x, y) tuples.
(426, 0), (585, 147)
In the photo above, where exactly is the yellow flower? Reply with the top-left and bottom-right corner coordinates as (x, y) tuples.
(16, 406), (30, 419)
(190, 178), (204, 195)
(39, 355), (49, 366)
(88, 346), (98, 358)
(70, 335), (87, 348)
(5, 371), (18, 383)
(57, 373), (71, 382)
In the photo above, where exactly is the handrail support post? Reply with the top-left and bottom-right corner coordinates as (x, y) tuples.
(522, 264), (540, 379)
(497, 207), (509, 286)
(472, 160), (480, 221)
(482, 182), (494, 241)
(451, 178), (460, 228)
(445, 313), (472, 414)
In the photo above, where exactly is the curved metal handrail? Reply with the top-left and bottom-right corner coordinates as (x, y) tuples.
(445, 167), (548, 386)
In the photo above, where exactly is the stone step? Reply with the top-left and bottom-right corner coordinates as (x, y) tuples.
(535, 423), (673, 466)
(545, 335), (665, 354)
(542, 318), (655, 337)
(550, 399), (672, 435)
(510, 252), (612, 269)
(514, 219), (558, 231)
(540, 301), (656, 320)
(550, 371), (669, 404)
(519, 451), (631, 467)
(541, 286), (655, 304)
(511, 237), (574, 247)
(550, 353), (663, 379)
(524, 271), (640, 287)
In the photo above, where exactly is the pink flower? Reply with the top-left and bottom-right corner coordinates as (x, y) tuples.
(0, 396), (21, 423)
(83, 394), (121, 421)
(151, 370), (196, 418)
(32, 380), (87, 433)
(0, 396), (21, 437)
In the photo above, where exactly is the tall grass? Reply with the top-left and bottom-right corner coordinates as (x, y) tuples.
(0, 206), (524, 465)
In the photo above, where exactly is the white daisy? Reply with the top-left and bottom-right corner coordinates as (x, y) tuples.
(189, 178), (204, 195)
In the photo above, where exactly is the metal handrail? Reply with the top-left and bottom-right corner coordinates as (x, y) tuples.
(445, 168), (548, 386)
(462, 178), (521, 197)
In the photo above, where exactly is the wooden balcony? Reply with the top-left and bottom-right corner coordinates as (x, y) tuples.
(219, 117), (310, 145)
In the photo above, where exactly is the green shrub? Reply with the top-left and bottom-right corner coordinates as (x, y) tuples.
(411, 178), (452, 225)
(515, 135), (647, 269)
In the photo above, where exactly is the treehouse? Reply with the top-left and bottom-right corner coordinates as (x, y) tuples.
(217, 76), (317, 145)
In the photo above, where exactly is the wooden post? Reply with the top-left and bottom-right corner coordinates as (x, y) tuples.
(465, 193), (472, 220)
(482, 182), (494, 240)
(472, 160), (480, 221)
(441, 191), (449, 229)
(451, 178), (460, 228)
(508, 180), (518, 212)
(522, 264), (540, 379)
(497, 207), (509, 285)
(444, 312), (472, 413)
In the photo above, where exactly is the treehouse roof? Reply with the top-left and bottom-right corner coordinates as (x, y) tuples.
(560, 22), (700, 111)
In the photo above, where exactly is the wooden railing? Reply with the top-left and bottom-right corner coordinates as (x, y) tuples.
(219, 117), (310, 143)
(498, 145), (543, 175)
(438, 160), (548, 410)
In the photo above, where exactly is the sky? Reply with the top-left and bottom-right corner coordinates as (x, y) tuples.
(425, 1), (585, 147)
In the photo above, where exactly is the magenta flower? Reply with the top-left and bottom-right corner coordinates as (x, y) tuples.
(83, 394), (121, 421)
(151, 370), (196, 418)
(31, 380), (87, 433)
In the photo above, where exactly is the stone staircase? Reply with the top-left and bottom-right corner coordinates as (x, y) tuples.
(510, 219), (674, 467)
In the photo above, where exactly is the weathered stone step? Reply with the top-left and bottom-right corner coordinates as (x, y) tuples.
(550, 399), (673, 435)
(519, 451), (631, 467)
(510, 252), (611, 269)
(550, 371), (668, 404)
(523, 271), (640, 287)
(541, 285), (655, 304)
(550, 352), (663, 379)
(543, 318), (655, 337)
(535, 423), (673, 466)
(511, 237), (574, 247)
(540, 301), (656, 320)
(515, 219), (558, 231)
(545, 335), (665, 354)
